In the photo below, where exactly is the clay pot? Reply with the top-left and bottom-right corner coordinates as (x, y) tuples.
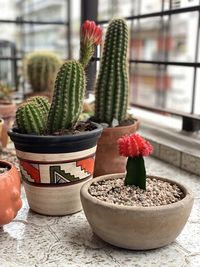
(0, 102), (16, 148)
(8, 122), (102, 216)
(0, 160), (22, 225)
(94, 119), (139, 177)
(81, 173), (194, 250)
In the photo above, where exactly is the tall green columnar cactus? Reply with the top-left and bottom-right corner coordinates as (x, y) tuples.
(25, 51), (62, 92)
(95, 19), (129, 126)
(16, 96), (50, 134)
(47, 60), (86, 133)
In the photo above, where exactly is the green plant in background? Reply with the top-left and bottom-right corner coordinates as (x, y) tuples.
(25, 51), (62, 92)
(0, 83), (13, 102)
(94, 18), (129, 126)
(16, 96), (50, 134)
(118, 133), (153, 190)
(15, 21), (102, 135)
(47, 60), (86, 133)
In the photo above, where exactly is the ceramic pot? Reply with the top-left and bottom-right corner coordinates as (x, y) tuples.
(8, 123), (102, 216)
(81, 173), (194, 250)
(94, 119), (139, 177)
(0, 102), (16, 148)
(0, 160), (22, 225)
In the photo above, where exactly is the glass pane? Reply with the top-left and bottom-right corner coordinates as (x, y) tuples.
(164, 0), (199, 10)
(169, 12), (198, 62)
(130, 17), (160, 61)
(130, 64), (193, 113)
(194, 69), (200, 115)
(98, 0), (139, 21)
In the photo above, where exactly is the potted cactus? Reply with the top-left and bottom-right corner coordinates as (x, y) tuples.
(0, 83), (16, 147)
(93, 18), (139, 177)
(81, 133), (194, 250)
(8, 21), (103, 216)
(24, 51), (62, 99)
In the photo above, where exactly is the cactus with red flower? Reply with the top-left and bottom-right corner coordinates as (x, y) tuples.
(80, 20), (103, 68)
(118, 133), (153, 190)
(16, 21), (102, 134)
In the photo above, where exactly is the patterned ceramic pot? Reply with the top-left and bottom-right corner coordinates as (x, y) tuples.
(8, 123), (102, 216)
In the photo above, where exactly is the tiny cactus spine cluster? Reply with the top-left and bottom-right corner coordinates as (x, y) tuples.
(16, 96), (50, 135)
(47, 60), (86, 133)
(25, 51), (62, 92)
(95, 18), (129, 126)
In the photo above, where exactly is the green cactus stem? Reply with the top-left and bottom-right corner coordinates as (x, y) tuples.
(47, 60), (86, 133)
(16, 96), (50, 134)
(124, 156), (146, 190)
(95, 18), (129, 126)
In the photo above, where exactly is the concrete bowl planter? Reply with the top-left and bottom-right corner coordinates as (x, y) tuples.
(8, 122), (102, 216)
(81, 173), (194, 250)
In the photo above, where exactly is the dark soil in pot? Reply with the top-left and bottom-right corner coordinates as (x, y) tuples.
(89, 176), (184, 207)
(0, 162), (10, 174)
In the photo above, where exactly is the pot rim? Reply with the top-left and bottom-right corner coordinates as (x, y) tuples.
(8, 121), (103, 142)
(101, 117), (139, 132)
(0, 160), (14, 177)
(81, 173), (194, 212)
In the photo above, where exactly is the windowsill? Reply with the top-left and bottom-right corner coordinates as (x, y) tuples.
(131, 107), (200, 176)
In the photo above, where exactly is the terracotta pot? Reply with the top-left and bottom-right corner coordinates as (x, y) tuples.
(94, 119), (139, 177)
(0, 160), (22, 225)
(81, 173), (194, 250)
(0, 102), (16, 118)
(0, 118), (3, 138)
(0, 102), (16, 148)
(8, 123), (103, 216)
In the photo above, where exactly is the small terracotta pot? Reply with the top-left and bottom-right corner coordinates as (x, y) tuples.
(0, 160), (22, 225)
(0, 102), (16, 148)
(8, 123), (103, 216)
(81, 173), (194, 250)
(94, 119), (139, 177)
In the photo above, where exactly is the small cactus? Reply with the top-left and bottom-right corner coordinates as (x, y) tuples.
(47, 60), (86, 133)
(95, 19), (129, 126)
(25, 51), (62, 92)
(16, 96), (50, 134)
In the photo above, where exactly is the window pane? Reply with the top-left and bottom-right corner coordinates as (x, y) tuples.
(130, 64), (193, 113)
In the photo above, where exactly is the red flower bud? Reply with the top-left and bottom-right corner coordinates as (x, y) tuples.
(81, 20), (103, 46)
(118, 133), (153, 158)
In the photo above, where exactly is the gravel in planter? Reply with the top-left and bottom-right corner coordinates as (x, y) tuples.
(89, 177), (184, 207)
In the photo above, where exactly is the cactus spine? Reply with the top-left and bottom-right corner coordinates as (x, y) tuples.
(25, 51), (62, 92)
(16, 96), (50, 134)
(47, 60), (86, 133)
(95, 19), (129, 125)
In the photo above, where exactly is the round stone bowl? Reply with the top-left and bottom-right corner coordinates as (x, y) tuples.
(80, 173), (194, 250)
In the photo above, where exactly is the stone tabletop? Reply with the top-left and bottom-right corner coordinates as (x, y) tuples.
(0, 157), (200, 267)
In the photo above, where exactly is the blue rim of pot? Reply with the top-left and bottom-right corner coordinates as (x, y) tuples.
(8, 122), (103, 153)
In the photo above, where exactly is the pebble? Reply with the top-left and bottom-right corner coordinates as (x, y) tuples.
(88, 177), (184, 207)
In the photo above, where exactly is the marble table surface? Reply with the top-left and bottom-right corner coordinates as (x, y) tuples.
(0, 157), (200, 267)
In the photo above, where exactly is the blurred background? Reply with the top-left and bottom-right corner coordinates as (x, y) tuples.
(0, 0), (199, 131)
